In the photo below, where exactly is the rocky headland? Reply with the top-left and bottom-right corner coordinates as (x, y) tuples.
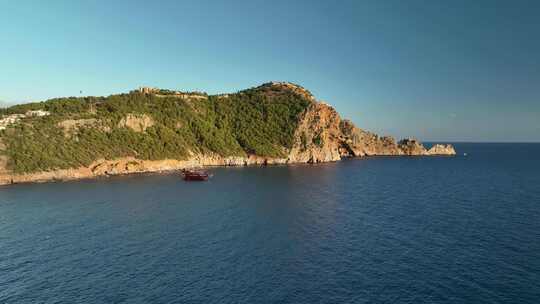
(0, 82), (455, 185)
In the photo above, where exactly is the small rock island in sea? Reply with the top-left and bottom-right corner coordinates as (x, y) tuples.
(0, 82), (455, 185)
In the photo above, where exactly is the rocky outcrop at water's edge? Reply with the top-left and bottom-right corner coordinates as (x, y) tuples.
(287, 102), (456, 162)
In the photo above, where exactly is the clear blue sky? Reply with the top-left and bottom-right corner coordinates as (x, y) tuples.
(1, 0), (539, 142)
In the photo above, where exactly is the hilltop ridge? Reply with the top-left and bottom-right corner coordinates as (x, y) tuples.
(0, 82), (455, 185)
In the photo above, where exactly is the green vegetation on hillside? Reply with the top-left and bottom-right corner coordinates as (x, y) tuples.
(0, 85), (311, 173)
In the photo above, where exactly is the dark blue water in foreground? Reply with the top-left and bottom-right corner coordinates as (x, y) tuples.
(1, 144), (539, 303)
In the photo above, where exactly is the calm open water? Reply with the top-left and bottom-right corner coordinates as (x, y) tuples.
(1, 143), (539, 303)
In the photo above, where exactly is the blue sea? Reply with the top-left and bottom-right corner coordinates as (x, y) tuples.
(1, 143), (539, 303)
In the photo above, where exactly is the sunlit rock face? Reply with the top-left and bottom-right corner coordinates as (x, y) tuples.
(288, 103), (456, 161)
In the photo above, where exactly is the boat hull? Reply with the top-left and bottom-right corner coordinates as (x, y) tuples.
(183, 174), (209, 181)
(182, 170), (210, 181)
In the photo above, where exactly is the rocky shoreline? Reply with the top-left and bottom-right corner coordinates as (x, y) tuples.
(0, 148), (455, 186)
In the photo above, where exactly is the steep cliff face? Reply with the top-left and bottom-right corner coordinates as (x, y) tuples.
(287, 102), (456, 162)
(288, 102), (343, 163)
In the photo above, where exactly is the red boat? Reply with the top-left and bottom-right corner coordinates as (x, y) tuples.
(182, 169), (211, 181)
